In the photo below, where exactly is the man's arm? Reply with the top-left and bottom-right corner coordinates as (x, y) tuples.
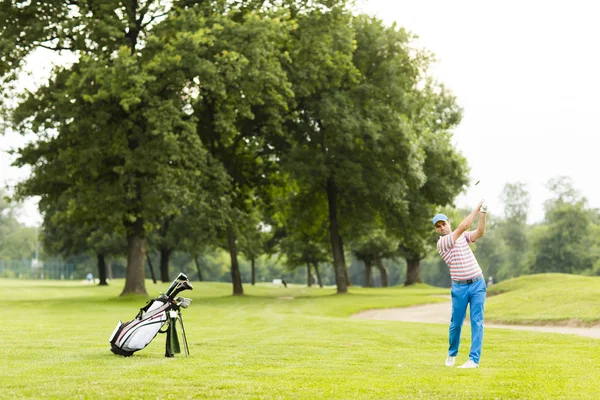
(451, 201), (483, 243)
(469, 209), (487, 242)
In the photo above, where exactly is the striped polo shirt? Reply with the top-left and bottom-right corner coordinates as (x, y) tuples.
(437, 231), (483, 281)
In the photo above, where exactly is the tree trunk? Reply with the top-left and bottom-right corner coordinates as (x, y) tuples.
(364, 260), (372, 288)
(107, 263), (113, 280)
(251, 257), (256, 285)
(312, 262), (323, 288)
(326, 176), (348, 294)
(193, 256), (203, 281)
(120, 220), (148, 296)
(340, 236), (350, 287)
(375, 257), (389, 287)
(343, 264), (350, 286)
(159, 247), (172, 283)
(307, 260), (312, 287)
(146, 253), (157, 284)
(97, 253), (108, 286)
(227, 224), (244, 295)
(404, 255), (423, 286)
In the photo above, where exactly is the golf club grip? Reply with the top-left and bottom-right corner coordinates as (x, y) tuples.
(165, 281), (180, 297)
(169, 287), (188, 299)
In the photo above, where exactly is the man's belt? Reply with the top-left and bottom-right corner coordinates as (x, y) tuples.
(452, 275), (484, 285)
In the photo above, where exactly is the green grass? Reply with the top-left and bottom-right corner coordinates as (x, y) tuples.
(486, 273), (600, 325)
(0, 277), (599, 399)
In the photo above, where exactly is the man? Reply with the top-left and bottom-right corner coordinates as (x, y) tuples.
(432, 200), (487, 369)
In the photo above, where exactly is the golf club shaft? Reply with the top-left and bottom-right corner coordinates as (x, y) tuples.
(178, 312), (189, 357)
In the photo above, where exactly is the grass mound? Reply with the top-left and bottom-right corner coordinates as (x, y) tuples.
(486, 273), (600, 326)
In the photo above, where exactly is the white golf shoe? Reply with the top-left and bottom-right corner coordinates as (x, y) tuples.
(445, 356), (456, 367)
(457, 360), (479, 369)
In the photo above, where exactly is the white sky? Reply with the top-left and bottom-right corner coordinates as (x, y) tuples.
(0, 48), (63, 227)
(359, 0), (600, 222)
(2, 0), (600, 225)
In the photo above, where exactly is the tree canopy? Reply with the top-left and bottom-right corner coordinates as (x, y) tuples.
(2, 0), (472, 294)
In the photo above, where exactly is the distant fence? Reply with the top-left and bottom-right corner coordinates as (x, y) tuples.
(0, 260), (76, 280)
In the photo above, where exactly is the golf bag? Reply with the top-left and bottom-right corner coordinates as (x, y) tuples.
(109, 272), (193, 357)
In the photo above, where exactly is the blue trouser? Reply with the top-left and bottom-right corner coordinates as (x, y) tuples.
(448, 278), (486, 364)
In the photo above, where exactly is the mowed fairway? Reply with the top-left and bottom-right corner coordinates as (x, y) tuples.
(1, 276), (599, 399)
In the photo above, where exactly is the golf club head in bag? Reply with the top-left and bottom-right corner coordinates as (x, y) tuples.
(109, 272), (192, 357)
(174, 297), (192, 308)
(164, 272), (189, 298)
(168, 280), (193, 300)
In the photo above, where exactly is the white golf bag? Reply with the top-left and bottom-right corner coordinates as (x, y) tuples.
(109, 273), (192, 357)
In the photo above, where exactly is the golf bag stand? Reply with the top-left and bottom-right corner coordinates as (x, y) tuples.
(163, 308), (190, 358)
(109, 272), (193, 357)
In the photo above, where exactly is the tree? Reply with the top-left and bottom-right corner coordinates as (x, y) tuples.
(351, 229), (397, 287)
(529, 177), (594, 274)
(0, 190), (37, 261)
(147, 216), (178, 283)
(283, 12), (448, 294)
(496, 182), (530, 279)
(394, 135), (468, 285)
(176, 188), (231, 282)
(382, 81), (468, 286)
(470, 220), (510, 282)
(500, 182), (530, 221)
(6, 1), (216, 295)
(153, 4), (295, 295)
(236, 211), (270, 286)
(41, 200), (125, 286)
(272, 186), (330, 287)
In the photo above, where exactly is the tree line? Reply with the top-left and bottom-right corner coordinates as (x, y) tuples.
(0, 190), (38, 263)
(2, 0), (471, 295)
(2, 175), (598, 287)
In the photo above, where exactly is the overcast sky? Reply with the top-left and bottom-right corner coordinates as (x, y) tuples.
(359, 0), (600, 222)
(2, 0), (599, 226)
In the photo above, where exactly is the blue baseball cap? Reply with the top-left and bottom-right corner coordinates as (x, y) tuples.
(432, 214), (448, 226)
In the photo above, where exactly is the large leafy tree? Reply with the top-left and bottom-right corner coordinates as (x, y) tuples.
(152, 4), (295, 295)
(282, 12), (383, 293)
(394, 123), (469, 285)
(283, 13), (468, 292)
(5, 1), (218, 295)
(349, 19), (468, 287)
(0, 0), (172, 105)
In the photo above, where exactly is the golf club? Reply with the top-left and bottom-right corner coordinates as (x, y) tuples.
(470, 179), (483, 202)
(164, 272), (189, 298)
(168, 280), (193, 300)
(471, 179), (489, 212)
(174, 296), (192, 308)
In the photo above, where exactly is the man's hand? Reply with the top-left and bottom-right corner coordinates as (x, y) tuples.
(480, 200), (488, 213)
(469, 200), (488, 242)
